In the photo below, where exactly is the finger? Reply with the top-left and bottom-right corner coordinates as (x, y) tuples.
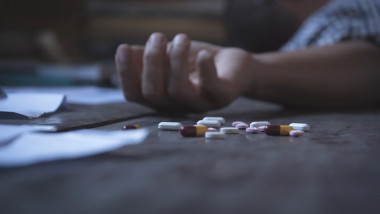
(167, 34), (193, 99)
(169, 34), (190, 84)
(142, 32), (168, 104)
(115, 44), (144, 103)
(196, 50), (229, 107)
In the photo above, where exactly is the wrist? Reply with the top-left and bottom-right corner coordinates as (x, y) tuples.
(243, 52), (266, 98)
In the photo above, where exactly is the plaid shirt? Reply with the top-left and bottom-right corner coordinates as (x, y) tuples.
(281, 0), (380, 51)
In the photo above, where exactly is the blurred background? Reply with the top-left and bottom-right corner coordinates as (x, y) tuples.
(0, 0), (297, 86)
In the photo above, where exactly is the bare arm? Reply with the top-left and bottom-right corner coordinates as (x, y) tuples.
(250, 41), (380, 108)
(115, 33), (380, 112)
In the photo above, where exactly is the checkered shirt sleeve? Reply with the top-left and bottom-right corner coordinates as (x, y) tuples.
(281, 0), (380, 51)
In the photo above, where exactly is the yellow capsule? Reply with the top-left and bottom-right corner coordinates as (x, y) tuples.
(265, 125), (293, 136)
(180, 125), (208, 137)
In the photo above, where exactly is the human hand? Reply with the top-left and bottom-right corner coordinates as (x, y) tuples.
(115, 33), (256, 113)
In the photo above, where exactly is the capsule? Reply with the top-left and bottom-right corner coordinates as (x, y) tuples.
(180, 125), (208, 137)
(122, 124), (141, 130)
(264, 125), (293, 136)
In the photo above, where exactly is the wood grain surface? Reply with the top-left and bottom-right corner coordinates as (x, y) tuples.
(1, 98), (380, 214)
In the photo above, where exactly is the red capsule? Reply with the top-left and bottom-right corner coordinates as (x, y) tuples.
(264, 125), (293, 136)
(180, 125), (208, 137)
(122, 124), (141, 130)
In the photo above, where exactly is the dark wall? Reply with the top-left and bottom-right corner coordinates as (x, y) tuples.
(225, 0), (298, 53)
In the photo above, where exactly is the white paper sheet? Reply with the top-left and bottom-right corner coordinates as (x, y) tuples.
(0, 124), (57, 146)
(0, 128), (148, 167)
(0, 92), (66, 119)
(4, 86), (125, 105)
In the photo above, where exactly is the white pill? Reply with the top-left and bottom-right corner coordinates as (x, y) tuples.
(197, 120), (221, 128)
(220, 127), (239, 134)
(203, 117), (225, 125)
(289, 123), (310, 131)
(205, 131), (226, 139)
(158, 122), (182, 131)
(250, 121), (271, 128)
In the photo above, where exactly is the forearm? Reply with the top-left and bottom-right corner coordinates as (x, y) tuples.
(248, 41), (380, 108)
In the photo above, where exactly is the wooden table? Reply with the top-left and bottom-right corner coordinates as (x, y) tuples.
(1, 97), (380, 214)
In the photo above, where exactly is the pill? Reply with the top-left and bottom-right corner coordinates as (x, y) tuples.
(207, 127), (218, 132)
(203, 117), (225, 125)
(257, 126), (267, 132)
(158, 122), (182, 131)
(235, 123), (249, 129)
(245, 127), (260, 134)
(232, 121), (245, 126)
(205, 131), (226, 139)
(250, 121), (271, 128)
(290, 130), (305, 137)
(264, 125), (293, 136)
(180, 125), (208, 137)
(289, 123), (310, 131)
(122, 124), (140, 130)
(220, 127), (239, 134)
(197, 120), (221, 128)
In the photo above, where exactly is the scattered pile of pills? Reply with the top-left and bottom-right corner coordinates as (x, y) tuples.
(122, 117), (310, 140)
